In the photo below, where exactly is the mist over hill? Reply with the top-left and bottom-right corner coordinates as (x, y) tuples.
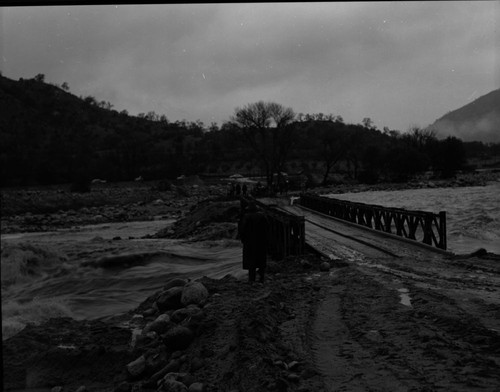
(428, 88), (500, 143)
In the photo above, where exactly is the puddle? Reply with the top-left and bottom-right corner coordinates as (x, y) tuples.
(397, 288), (412, 307)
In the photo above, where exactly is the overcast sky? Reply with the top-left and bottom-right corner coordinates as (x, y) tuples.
(1, 2), (498, 133)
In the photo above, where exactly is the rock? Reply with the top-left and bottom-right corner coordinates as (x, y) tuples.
(75, 387), (87, 392)
(171, 306), (203, 324)
(156, 286), (184, 311)
(127, 355), (146, 378)
(300, 259), (312, 269)
(181, 282), (208, 307)
(143, 307), (157, 317)
(470, 248), (487, 257)
(287, 373), (300, 382)
(163, 325), (194, 350)
(164, 372), (195, 387)
(164, 278), (189, 290)
(189, 382), (206, 392)
(143, 359), (182, 388)
(145, 313), (172, 334)
(159, 379), (188, 392)
(319, 261), (330, 272)
(145, 352), (169, 376)
(51, 387), (63, 392)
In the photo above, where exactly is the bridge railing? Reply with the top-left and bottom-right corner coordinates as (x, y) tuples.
(241, 196), (306, 260)
(299, 193), (447, 250)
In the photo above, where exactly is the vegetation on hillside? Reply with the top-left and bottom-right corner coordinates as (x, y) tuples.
(1, 74), (499, 189)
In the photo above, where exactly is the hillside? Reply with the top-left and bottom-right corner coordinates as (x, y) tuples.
(0, 75), (207, 186)
(2, 74), (498, 188)
(429, 88), (500, 143)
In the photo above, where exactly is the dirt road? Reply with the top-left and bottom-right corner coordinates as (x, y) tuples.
(282, 204), (500, 391)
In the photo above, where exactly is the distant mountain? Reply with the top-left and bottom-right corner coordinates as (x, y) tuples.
(428, 88), (500, 143)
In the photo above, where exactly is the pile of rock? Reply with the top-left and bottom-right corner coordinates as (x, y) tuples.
(120, 278), (210, 392)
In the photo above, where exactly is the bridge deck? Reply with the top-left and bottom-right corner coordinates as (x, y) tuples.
(258, 197), (450, 262)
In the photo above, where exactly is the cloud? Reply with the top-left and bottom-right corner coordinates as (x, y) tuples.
(1, 2), (498, 137)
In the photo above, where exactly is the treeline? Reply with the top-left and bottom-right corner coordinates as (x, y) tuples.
(1, 74), (498, 188)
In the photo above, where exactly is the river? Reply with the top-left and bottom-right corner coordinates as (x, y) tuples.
(1, 220), (244, 339)
(323, 182), (500, 255)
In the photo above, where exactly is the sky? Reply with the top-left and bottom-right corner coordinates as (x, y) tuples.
(1, 2), (499, 134)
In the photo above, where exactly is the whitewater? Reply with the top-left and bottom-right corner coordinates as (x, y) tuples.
(2, 182), (499, 339)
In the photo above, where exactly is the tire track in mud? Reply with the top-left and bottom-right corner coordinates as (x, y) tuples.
(310, 267), (500, 392)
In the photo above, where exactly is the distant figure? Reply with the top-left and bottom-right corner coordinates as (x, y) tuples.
(242, 183), (248, 196)
(235, 183), (241, 196)
(240, 201), (269, 283)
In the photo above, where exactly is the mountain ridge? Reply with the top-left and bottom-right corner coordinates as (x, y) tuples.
(428, 88), (500, 143)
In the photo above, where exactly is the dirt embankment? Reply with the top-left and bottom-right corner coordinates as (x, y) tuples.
(5, 249), (500, 392)
(2, 251), (332, 392)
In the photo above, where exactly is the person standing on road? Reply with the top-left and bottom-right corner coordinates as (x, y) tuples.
(239, 201), (269, 283)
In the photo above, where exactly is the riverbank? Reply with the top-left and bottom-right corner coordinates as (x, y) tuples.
(4, 243), (500, 391)
(2, 170), (499, 235)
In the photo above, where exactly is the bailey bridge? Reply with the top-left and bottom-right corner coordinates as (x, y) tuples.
(244, 193), (450, 261)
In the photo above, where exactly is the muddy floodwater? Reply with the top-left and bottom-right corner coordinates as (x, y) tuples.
(1, 220), (244, 339)
(325, 182), (500, 254)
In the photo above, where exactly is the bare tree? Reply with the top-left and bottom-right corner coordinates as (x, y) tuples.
(232, 101), (295, 189)
(406, 125), (437, 150)
(319, 127), (350, 185)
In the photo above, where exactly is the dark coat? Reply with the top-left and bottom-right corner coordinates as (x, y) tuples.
(240, 210), (269, 270)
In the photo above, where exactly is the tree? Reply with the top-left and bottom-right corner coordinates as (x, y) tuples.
(33, 73), (45, 83)
(406, 126), (437, 151)
(232, 101), (295, 189)
(362, 117), (374, 129)
(430, 136), (466, 178)
(317, 124), (349, 185)
(61, 82), (70, 91)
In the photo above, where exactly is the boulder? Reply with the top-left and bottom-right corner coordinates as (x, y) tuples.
(163, 278), (189, 291)
(163, 325), (194, 350)
(189, 383), (206, 392)
(145, 314), (172, 334)
(164, 372), (196, 387)
(171, 305), (203, 324)
(143, 359), (182, 388)
(156, 286), (184, 311)
(159, 379), (188, 392)
(127, 355), (146, 378)
(181, 282), (208, 307)
(300, 259), (313, 269)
